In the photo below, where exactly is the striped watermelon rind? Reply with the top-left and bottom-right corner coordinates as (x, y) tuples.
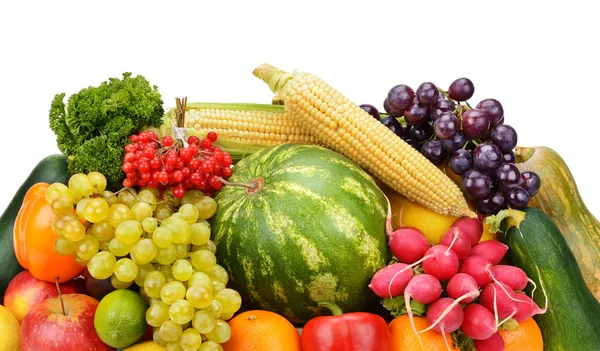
(211, 143), (390, 324)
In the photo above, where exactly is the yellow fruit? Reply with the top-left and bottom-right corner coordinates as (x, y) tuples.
(94, 289), (148, 348)
(0, 305), (20, 351)
(124, 340), (166, 351)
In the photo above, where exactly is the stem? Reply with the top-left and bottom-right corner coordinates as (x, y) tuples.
(316, 301), (344, 316)
(515, 146), (536, 163)
(55, 277), (66, 315)
(218, 177), (256, 189)
(485, 208), (526, 233)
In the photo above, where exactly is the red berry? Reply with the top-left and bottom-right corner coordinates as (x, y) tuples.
(124, 153), (137, 163)
(200, 161), (213, 173)
(125, 144), (137, 154)
(189, 158), (201, 171)
(166, 155), (178, 166)
(150, 157), (162, 169)
(136, 179), (147, 187)
(179, 148), (191, 160)
(207, 132), (218, 142)
(173, 185), (186, 199)
(188, 136), (200, 145)
(189, 172), (202, 185)
(196, 179), (208, 191)
(212, 163), (221, 174)
(122, 162), (135, 173)
(129, 135), (139, 143)
(208, 175), (222, 190)
(138, 133), (150, 143)
(123, 179), (134, 187)
(172, 170), (184, 183)
(147, 180), (159, 189)
(141, 172), (152, 183)
(188, 144), (199, 156)
(222, 153), (233, 167)
(162, 136), (174, 147)
(126, 171), (138, 180)
(200, 139), (213, 149)
(147, 131), (158, 141)
(135, 151), (143, 160)
(135, 141), (145, 150)
(181, 167), (191, 178)
(158, 171), (169, 183)
(152, 171), (161, 182)
(138, 160), (150, 173)
(164, 164), (175, 173)
(212, 151), (223, 164)
(142, 147), (155, 159)
(181, 178), (193, 189)
(221, 166), (232, 178)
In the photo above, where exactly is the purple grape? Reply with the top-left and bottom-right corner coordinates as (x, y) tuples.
(433, 112), (458, 140)
(441, 131), (468, 152)
(449, 149), (472, 175)
(432, 99), (456, 121)
(520, 171), (541, 197)
(491, 125), (518, 152)
(404, 138), (421, 150)
(416, 82), (440, 105)
(420, 140), (447, 165)
(461, 169), (492, 200)
(380, 116), (404, 136)
(462, 109), (490, 139)
(505, 186), (530, 210)
(409, 123), (434, 142)
(503, 151), (516, 163)
(404, 102), (430, 126)
(360, 104), (380, 120)
(448, 78), (475, 101)
(383, 98), (405, 118)
(473, 142), (503, 172)
(477, 190), (506, 215)
(395, 124), (411, 140)
(495, 163), (521, 191)
(476, 98), (504, 126)
(387, 84), (415, 111)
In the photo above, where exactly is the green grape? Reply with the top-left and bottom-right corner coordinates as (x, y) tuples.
(75, 198), (92, 221)
(166, 342), (184, 351)
(212, 281), (226, 294)
(153, 327), (168, 347)
(90, 220), (115, 242)
(159, 265), (176, 282)
(169, 299), (195, 324)
(75, 235), (99, 261)
(144, 270), (166, 298)
(170, 212), (188, 223)
(174, 244), (190, 260)
(113, 258), (138, 282)
(192, 310), (216, 334)
(117, 189), (139, 208)
(172, 259), (193, 281)
(46, 183), (75, 205)
(138, 189), (158, 211)
(135, 263), (156, 286)
(186, 285), (212, 309)
(198, 341), (223, 351)
(87, 171), (107, 194)
(181, 189), (204, 206)
(108, 238), (134, 257)
(132, 202), (153, 223)
(187, 272), (213, 290)
(102, 190), (118, 206)
(87, 251), (117, 280)
(115, 220), (143, 244)
(156, 245), (177, 265)
(190, 222), (210, 246)
(206, 265), (228, 285)
(160, 320), (183, 343)
(178, 204), (200, 224)
(142, 217), (158, 233)
(160, 281), (187, 305)
(219, 311), (234, 321)
(146, 301), (170, 327)
(54, 237), (76, 255)
(107, 204), (134, 227)
(162, 217), (191, 244)
(205, 300), (223, 319)
(83, 198), (110, 223)
(141, 186), (161, 200)
(154, 204), (174, 221)
(192, 240), (216, 255)
(215, 289), (242, 316)
(74, 256), (88, 267)
(111, 274), (133, 289)
(68, 173), (93, 199)
(191, 250), (216, 272)
(132, 238), (158, 265)
(194, 196), (217, 220)
(179, 327), (202, 351)
(98, 240), (111, 251)
(50, 196), (74, 216)
(63, 219), (86, 242)
(52, 214), (78, 237)
(206, 319), (230, 343)
(162, 187), (182, 207)
(153, 227), (173, 248)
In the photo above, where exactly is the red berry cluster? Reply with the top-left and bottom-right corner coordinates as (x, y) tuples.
(121, 130), (233, 198)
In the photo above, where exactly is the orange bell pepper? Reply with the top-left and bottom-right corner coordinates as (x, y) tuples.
(13, 182), (84, 283)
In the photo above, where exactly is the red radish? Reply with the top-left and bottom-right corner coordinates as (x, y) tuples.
(470, 240), (509, 265)
(514, 292), (547, 322)
(459, 256), (493, 287)
(474, 332), (505, 351)
(388, 227), (430, 264)
(461, 303), (497, 340)
(479, 282), (525, 321)
(403, 274), (443, 348)
(422, 245), (459, 281)
(446, 273), (479, 303)
(368, 262), (414, 298)
(424, 297), (464, 334)
(451, 217), (483, 245)
(490, 265), (528, 291)
(439, 227), (471, 260)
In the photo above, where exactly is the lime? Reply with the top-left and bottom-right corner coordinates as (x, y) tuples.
(94, 289), (147, 348)
(0, 305), (20, 351)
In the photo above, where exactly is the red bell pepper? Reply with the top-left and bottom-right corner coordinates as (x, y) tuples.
(301, 301), (391, 351)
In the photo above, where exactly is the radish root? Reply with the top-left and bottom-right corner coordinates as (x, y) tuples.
(419, 290), (480, 333)
(405, 293), (425, 350)
(441, 326), (452, 351)
(493, 284), (499, 330)
(445, 231), (459, 253)
(387, 254), (433, 298)
(534, 265), (549, 313)
(485, 264), (529, 304)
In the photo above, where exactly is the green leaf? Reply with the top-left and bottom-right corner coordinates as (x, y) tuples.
(452, 329), (475, 351)
(381, 295), (427, 318)
(498, 318), (519, 331)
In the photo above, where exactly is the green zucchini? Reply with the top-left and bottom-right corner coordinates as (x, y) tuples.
(0, 154), (69, 300)
(487, 207), (600, 350)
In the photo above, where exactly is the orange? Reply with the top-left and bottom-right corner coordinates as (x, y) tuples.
(499, 318), (543, 351)
(389, 315), (459, 351)
(222, 310), (301, 351)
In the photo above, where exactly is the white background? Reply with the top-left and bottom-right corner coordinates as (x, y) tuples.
(0, 1), (598, 217)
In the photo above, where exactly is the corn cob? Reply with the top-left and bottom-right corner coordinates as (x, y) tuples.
(253, 63), (475, 218)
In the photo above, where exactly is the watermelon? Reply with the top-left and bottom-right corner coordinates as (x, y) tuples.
(211, 143), (390, 324)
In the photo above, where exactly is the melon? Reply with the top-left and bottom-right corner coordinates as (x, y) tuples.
(211, 143), (390, 324)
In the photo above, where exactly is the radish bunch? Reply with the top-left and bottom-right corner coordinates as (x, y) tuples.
(369, 202), (548, 351)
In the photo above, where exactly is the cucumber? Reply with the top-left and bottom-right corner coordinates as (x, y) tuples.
(0, 154), (69, 299)
(487, 207), (600, 350)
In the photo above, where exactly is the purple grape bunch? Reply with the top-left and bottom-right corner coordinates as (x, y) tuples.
(359, 77), (542, 214)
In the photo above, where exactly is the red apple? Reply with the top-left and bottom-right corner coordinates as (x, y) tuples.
(20, 293), (114, 351)
(4, 270), (85, 323)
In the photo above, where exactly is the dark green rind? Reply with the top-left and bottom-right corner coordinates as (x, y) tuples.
(0, 154), (69, 300)
(211, 144), (390, 324)
(503, 207), (600, 350)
